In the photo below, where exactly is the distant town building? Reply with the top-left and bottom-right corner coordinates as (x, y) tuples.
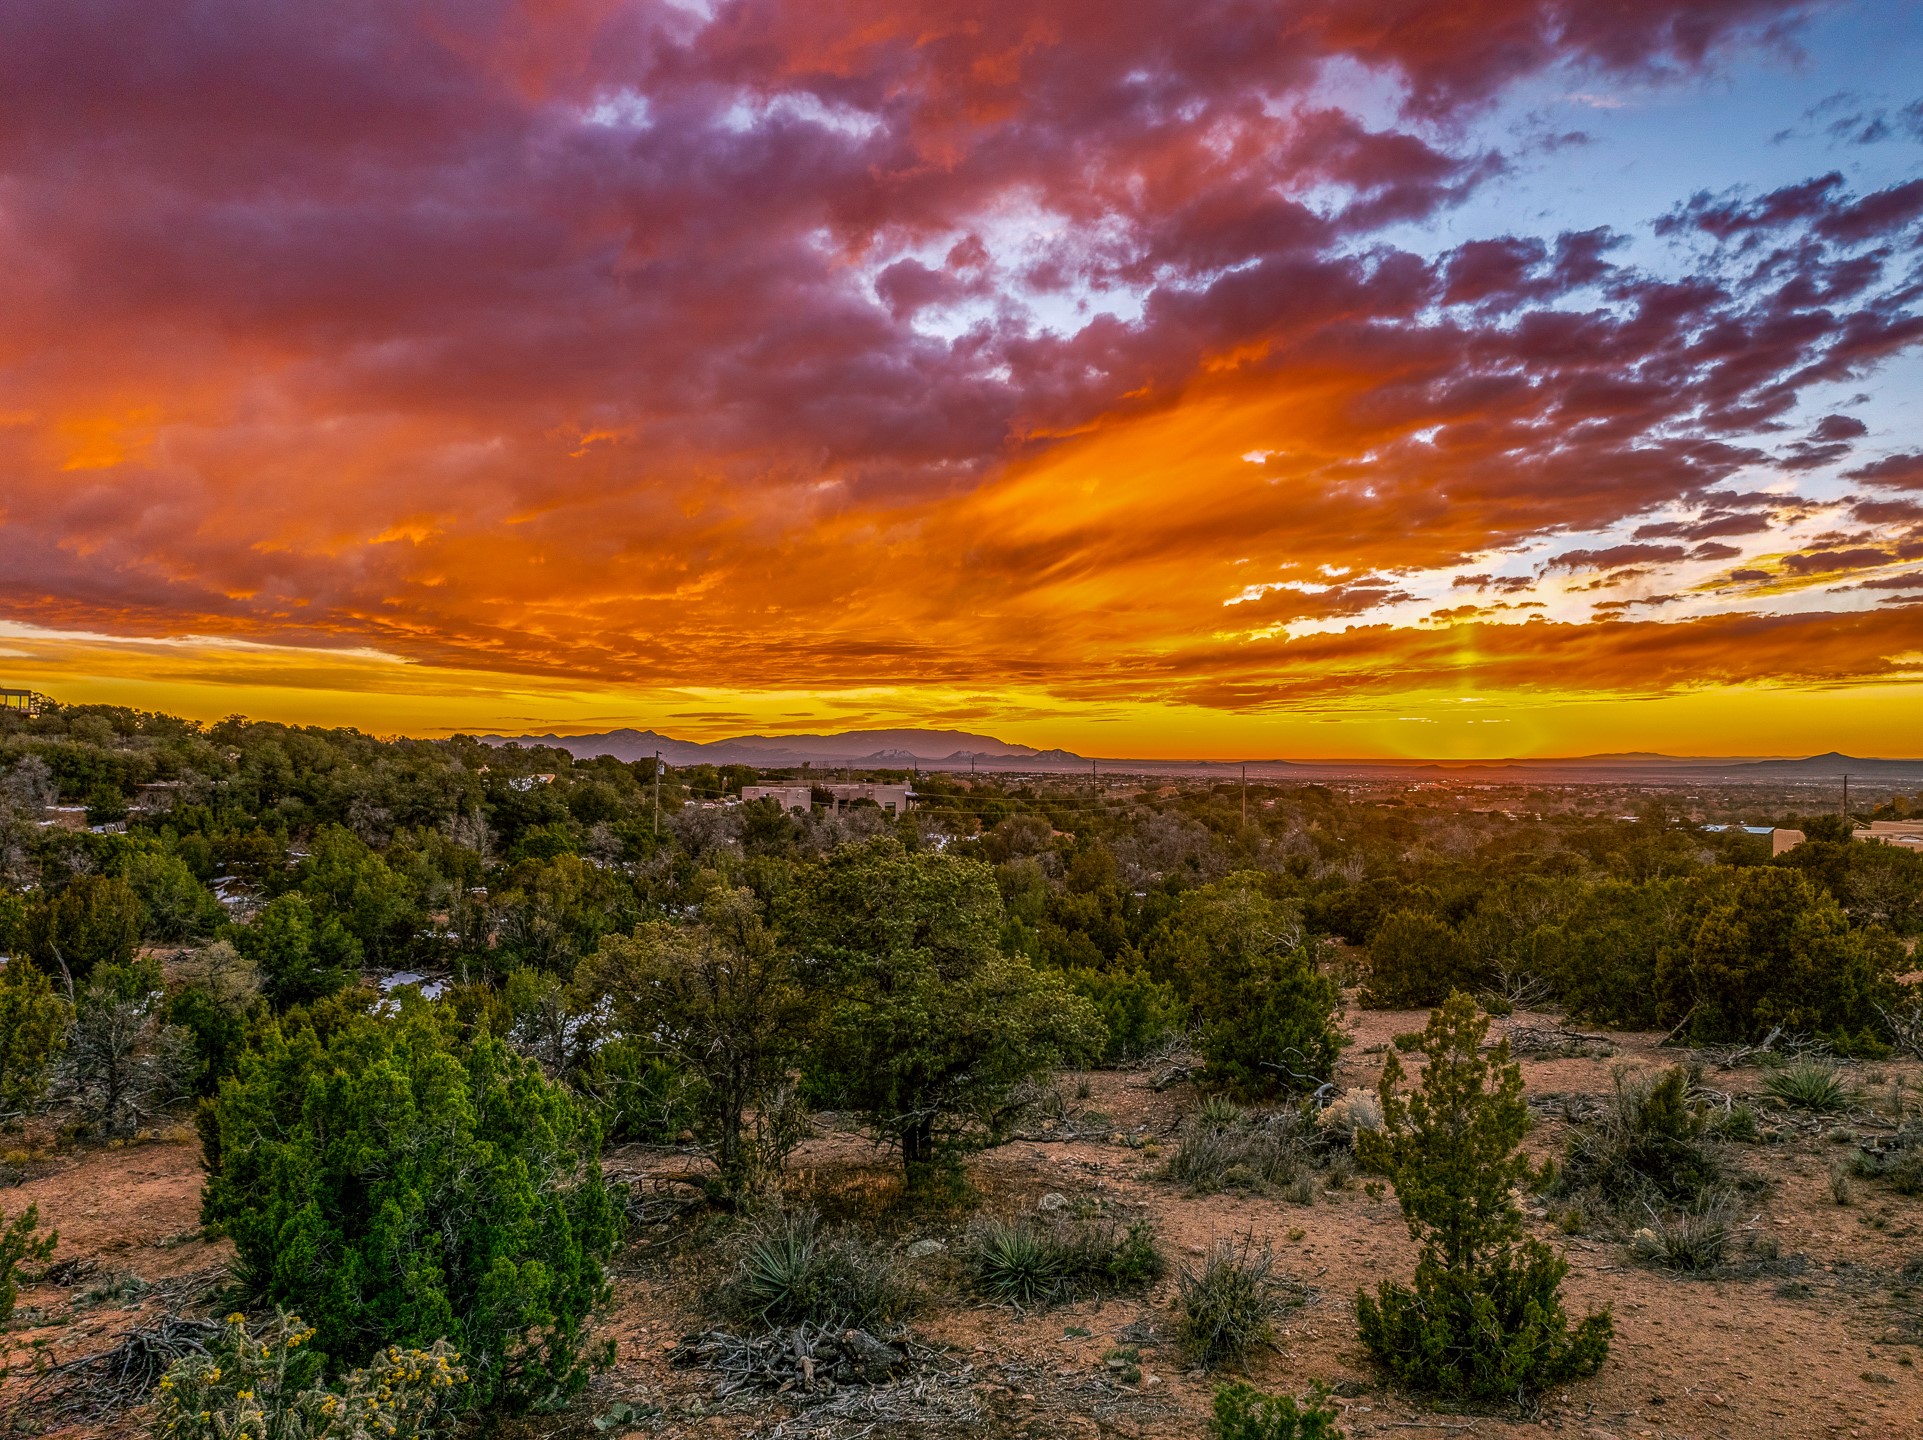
(133, 780), (186, 812)
(1700, 823), (1806, 855)
(1855, 820), (1923, 852)
(1735, 821), (1923, 856)
(822, 782), (915, 815)
(738, 782), (918, 815)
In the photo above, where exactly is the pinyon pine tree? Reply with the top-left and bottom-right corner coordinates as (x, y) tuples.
(1356, 991), (1610, 1402)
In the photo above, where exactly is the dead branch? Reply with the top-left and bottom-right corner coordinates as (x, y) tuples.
(17, 1314), (222, 1425)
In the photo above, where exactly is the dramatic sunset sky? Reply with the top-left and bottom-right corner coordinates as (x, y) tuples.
(3, 0), (1922, 757)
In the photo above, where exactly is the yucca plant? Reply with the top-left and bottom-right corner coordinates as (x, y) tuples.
(1195, 1094), (1248, 1129)
(720, 1210), (915, 1331)
(1762, 1062), (1855, 1113)
(968, 1218), (1064, 1305)
(966, 1214), (1164, 1306)
(1628, 1201), (1732, 1273)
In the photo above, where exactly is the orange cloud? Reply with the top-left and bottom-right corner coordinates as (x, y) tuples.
(2, 0), (1922, 755)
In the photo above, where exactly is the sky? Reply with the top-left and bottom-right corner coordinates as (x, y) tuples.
(2, 0), (1922, 759)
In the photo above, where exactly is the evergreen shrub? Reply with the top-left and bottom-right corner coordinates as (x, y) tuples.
(1210, 1382), (1344, 1440)
(1361, 910), (1472, 1009)
(0, 958), (71, 1116)
(201, 997), (618, 1409)
(1357, 993), (1611, 1401)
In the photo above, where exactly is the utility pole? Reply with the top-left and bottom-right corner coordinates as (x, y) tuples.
(1241, 763), (1247, 826)
(652, 750), (661, 838)
(1842, 772), (1849, 825)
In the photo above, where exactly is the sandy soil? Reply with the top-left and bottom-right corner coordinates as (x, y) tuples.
(4, 1010), (1922, 1439)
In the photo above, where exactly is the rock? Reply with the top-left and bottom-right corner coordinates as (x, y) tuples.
(1038, 1192), (1069, 1213)
(906, 1238), (946, 1259)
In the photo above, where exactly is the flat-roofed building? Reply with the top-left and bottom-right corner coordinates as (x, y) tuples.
(1856, 820), (1923, 852)
(822, 782), (915, 815)
(741, 784), (813, 813)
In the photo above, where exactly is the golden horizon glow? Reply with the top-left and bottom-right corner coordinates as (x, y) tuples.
(7, 621), (1923, 762)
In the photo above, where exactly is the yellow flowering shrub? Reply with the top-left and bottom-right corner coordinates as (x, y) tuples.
(154, 1314), (466, 1440)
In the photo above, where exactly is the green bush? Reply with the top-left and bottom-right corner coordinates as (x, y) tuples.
(292, 825), (419, 966)
(584, 888), (811, 1199)
(717, 1210), (916, 1331)
(122, 848), (222, 943)
(1175, 1239), (1285, 1369)
(1654, 868), (1898, 1046)
(165, 941), (261, 1098)
(166, 986), (249, 1100)
(1706, 1103), (1759, 1142)
(573, 1035), (696, 1144)
(1361, 910), (1472, 1010)
(201, 998), (619, 1410)
(24, 875), (142, 982)
(235, 892), (362, 1010)
(0, 958), (71, 1116)
(1356, 993), (1611, 1401)
(1210, 1382), (1344, 1440)
(1197, 949), (1343, 1101)
(1063, 965), (1184, 1064)
(1163, 878), (1345, 1099)
(965, 1213), (1162, 1305)
(154, 1313), (466, 1440)
(0, 1203), (56, 1325)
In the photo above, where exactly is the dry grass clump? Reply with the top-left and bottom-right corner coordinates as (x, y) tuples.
(1166, 1099), (1331, 1199)
(1174, 1238), (1297, 1369)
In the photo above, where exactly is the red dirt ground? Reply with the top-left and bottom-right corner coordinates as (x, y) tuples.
(4, 1008), (1921, 1439)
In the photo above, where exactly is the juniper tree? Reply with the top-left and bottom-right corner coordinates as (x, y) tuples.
(61, 959), (189, 1138)
(1162, 876), (1344, 1099)
(584, 887), (808, 1199)
(201, 996), (617, 1409)
(0, 957), (71, 1118)
(1356, 991), (1611, 1401)
(786, 842), (1104, 1188)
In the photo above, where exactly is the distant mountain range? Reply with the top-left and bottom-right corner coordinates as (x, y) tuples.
(480, 729), (1923, 781)
(480, 726), (1087, 770)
